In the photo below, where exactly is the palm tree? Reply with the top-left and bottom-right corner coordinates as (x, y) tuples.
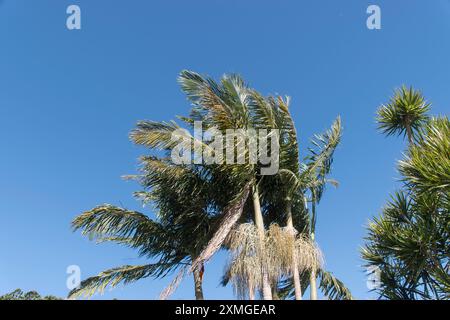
(274, 116), (351, 300)
(175, 71), (287, 299)
(256, 95), (318, 300)
(70, 70), (352, 300)
(240, 94), (350, 300)
(302, 117), (341, 299)
(128, 71), (276, 299)
(363, 87), (449, 299)
(166, 72), (319, 300)
(376, 86), (430, 144)
(216, 90), (351, 300)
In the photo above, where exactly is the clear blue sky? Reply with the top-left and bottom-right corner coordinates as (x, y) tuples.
(1, 0), (449, 300)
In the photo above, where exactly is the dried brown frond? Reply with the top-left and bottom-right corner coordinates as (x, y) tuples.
(296, 235), (324, 273)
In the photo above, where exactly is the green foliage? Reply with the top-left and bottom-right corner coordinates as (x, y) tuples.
(399, 117), (450, 196)
(71, 70), (352, 300)
(362, 190), (449, 299)
(70, 164), (219, 298)
(376, 86), (430, 141)
(364, 95), (449, 300)
(0, 289), (61, 300)
(275, 269), (352, 300)
(69, 264), (172, 298)
(318, 270), (353, 300)
(302, 117), (342, 233)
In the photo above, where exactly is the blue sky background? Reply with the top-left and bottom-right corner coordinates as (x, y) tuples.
(1, 0), (449, 300)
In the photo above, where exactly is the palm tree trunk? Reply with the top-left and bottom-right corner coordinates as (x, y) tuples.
(309, 196), (318, 300)
(405, 120), (413, 145)
(189, 182), (251, 273)
(252, 184), (272, 300)
(248, 281), (255, 300)
(286, 202), (302, 300)
(193, 263), (204, 300)
(309, 232), (318, 300)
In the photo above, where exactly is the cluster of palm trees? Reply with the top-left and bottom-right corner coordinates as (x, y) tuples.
(362, 86), (449, 300)
(68, 70), (352, 300)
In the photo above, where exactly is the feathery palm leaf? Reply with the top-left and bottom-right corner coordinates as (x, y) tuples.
(318, 270), (353, 300)
(68, 264), (169, 299)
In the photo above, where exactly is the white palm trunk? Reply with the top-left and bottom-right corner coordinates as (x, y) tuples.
(309, 232), (318, 300)
(248, 281), (255, 300)
(252, 184), (272, 300)
(286, 202), (302, 300)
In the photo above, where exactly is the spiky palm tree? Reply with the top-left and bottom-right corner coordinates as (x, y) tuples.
(363, 88), (449, 299)
(376, 86), (430, 144)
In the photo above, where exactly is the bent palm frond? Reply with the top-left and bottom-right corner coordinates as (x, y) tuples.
(318, 270), (353, 300)
(68, 264), (167, 299)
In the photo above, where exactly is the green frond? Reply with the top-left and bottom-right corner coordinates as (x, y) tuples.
(318, 270), (353, 300)
(302, 116), (342, 204)
(399, 116), (450, 195)
(130, 120), (181, 149)
(68, 264), (166, 299)
(178, 70), (240, 130)
(130, 120), (213, 156)
(73, 205), (160, 241)
(72, 205), (185, 262)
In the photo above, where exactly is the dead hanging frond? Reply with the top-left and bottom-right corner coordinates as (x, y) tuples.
(224, 223), (263, 299)
(295, 235), (324, 273)
(265, 224), (296, 277)
(266, 225), (323, 277)
(225, 254), (262, 300)
(223, 222), (324, 299)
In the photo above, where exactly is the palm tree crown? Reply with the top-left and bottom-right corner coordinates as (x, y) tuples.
(376, 86), (430, 143)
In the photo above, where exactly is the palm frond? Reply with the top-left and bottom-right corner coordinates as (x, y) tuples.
(68, 264), (166, 299)
(399, 116), (450, 195)
(318, 270), (353, 300)
(72, 205), (185, 264)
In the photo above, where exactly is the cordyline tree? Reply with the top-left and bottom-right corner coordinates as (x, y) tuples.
(69, 70), (352, 300)
(362, 86), (450, 300)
